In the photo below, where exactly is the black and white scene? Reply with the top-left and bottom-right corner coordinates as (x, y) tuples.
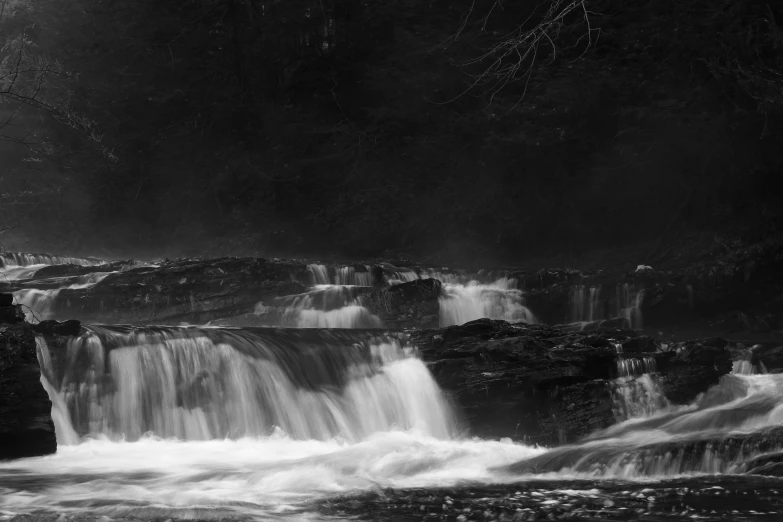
(2, 0), (783, 520)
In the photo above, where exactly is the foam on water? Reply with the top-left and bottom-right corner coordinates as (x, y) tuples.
(37, 326), (454, 442)
(0, 432), (545, 518)
(13, 272), (114, 322)
(254, 285), (383, 328)
(438, 277), (536, 327)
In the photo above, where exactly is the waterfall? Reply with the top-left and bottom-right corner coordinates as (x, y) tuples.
(12, 272), (114, 322)
(569, 285), (602, 323)
(307, 263), (330, 285)
(253, 285), (383, 328)
(0, 252), (104, 268)
(616, 356), (657, 378)
(306, 264), (373, 286)
(506, 360), (783, 477)
(387, 270), (420, 285)
(37, 326), (456, 443)
(438, 277), (536, 327)
(613, 373), (671, 421)
(616, 283), (644, 329)
(613, 353), (669, 421)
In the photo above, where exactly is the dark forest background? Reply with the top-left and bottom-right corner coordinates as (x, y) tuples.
(1, 0), (782, 266)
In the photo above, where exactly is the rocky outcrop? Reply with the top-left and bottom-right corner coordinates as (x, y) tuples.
(36, 257), (309, 325)
(364, 278), (441, 329)
(0, 295), (56, 459)
(410, 319), (733, 444)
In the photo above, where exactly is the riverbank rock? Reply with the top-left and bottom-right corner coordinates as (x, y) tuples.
(411, 319), (732, 444)
(0, 296), (56, 459)
(364, 278), (441, 329)
(41, 257), (309, 325)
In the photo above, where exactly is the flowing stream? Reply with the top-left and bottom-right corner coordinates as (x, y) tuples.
(2, 255), (783, 520)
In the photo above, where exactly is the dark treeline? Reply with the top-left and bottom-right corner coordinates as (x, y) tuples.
(1, 0), (782, 265)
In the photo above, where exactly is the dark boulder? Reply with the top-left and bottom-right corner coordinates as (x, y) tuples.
(412, 320), (619, 444)
(364, 278), (441, 329)
(0, 306), (56, 459)
(411, 319), (734, 445)
(658, 343), (732, 404)
(620, 336), (657, 353)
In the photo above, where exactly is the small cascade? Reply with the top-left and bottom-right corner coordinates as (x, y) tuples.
(616, 283), (645, 330)
(569, 285), (602, 323)
(616, 356), (657, 378)
(387, 270), (420, 285)
(506, 362), (783, 477)
(36, 326), (456, 443)
(0, 252), (104, 268)
(733, 348), (768, 376)
(438, 277), (536, 327)
(254, 285), (383, 328)
(12, 271), (114, 322)
(613, 373), (670, 421)
(613, 355), (669, 421)
(13, 289), (62, 322)
(307, 263), (330, 285)
(334, 266), (373, 286)
(306, 263), (374, 286)
(422, 270), (468, 285)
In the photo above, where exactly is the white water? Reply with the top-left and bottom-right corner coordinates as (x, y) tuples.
(307, 264), (373, 286)
(0, 252), (103, 268)
(254, 285), (383, 328)
(439, 277), (536, 327)
(566, 282), (645, 328)
(570, 285), (602, 323)
(37, 327), (453, 442)
(5, 254), (783, 519)
(0, 325), (546, 518)
(12, 272), (114, 322)
(0, 432), (545, 518)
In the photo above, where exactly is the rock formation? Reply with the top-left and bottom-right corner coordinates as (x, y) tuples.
(0, 295), (56, 459)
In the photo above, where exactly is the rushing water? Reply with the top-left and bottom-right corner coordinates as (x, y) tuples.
(252, 285), (383, 329)
(3, 254), (783, 521)
(1, 325), (782, 520)
(438, 277), (536, 327)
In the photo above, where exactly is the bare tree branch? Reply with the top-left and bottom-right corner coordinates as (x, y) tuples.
(439, 0), (600, 112)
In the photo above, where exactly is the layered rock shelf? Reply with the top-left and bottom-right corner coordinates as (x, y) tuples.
(410, 319), (736, 444)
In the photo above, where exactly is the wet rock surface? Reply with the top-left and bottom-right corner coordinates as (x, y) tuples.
(313, 476), (783, 522)
(411, 319), (732, 444)
(0, 298), (56, 460)
(364, 278), (441, 329)
(41, 257), (309, 325)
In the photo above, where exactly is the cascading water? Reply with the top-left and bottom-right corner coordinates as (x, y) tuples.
(438, 277), (536, 327)
(6, 254), (783, 520)
(253, 285), (382, 328)
(38, 326), (454, 442)
(565, 282), (645, 329)
(0, 252), (104, 268)
(613, 346), (670, 421)
(306, 264), (373, 286)
(505, 358), (783, 478)
(569, 285), (602, 323)
(12, 272), (114, 322)
(617, 283), (645, 330)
